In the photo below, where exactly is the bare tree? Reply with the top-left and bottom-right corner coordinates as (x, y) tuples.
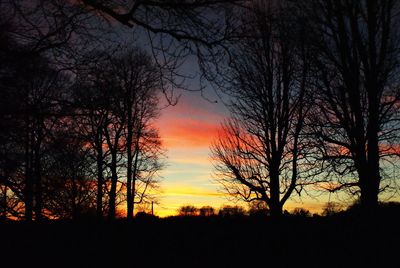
(178, 205), (198, 216)
(218, 205), (246, 217)
(211, 1), (313, 217)
(303, 0), (400, 210)
(0, 45), (70, 220)
(73, 48), (165, 220)
(105, 49), (164, 220)
(199, 206), (215, 217)
(73, 50), (124, 220)
(128, 126), (164, 218)
(0, 21), (24, 219)
(105, 49), (164, 219)
(73, 51), (114, 219)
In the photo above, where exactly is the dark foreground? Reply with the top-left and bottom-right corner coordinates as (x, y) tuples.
(1, 211), (399, 268)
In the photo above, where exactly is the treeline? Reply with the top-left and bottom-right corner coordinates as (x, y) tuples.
(176, 204), (280, 217)
(175, 202), (400, 218)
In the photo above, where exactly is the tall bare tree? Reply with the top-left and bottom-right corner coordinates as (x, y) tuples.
(211, 1), (313, 217)
(111, 49), (164, 219)
(0, 51), (69, 220)
(74, 48), (165, 220)
(73, 53), (112, 219)
(303, 0), (400, 210)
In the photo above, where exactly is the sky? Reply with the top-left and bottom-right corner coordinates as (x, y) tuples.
(154, 89), (230, 217)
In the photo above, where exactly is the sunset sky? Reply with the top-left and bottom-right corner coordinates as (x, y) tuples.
(153, 89), (331, 217)
(155, 90), (229, 216)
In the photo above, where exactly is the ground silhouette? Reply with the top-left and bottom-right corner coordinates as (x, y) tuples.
(1, 204), (399, 268)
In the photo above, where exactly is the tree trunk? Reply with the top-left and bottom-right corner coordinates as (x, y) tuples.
(71, 176), (78, 220)
(24, 130), (33, 221)
(126, 117), (133, 219)
(359, 177), (379, 210)
(1, 185), (7, 219)
(96, 140), (103, 219)
(269, 201), (282, 218)
(33, 135), (42, 221)
(359, 163), (380, 212)
(25, 176), (33, 221)
(360, 142), (380, 211)
(357, 155), (380, 213)
(269, 164), (282, 218)
(108, 151), (118, 220)
(126, 160), (133, 219)
(361, 0), (380, 212)
(131, 138), (140, 218)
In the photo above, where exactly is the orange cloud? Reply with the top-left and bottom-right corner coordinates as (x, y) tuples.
(160, 117), (221, 148)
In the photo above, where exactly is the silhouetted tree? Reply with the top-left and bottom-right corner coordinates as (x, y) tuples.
(248, 200), (270, 217)
(218, 205), (246, 217)
(74, 48), (164, 220)
(322, 202), (344, 217)
(108, 49), (164, 219)
(128, 126), (164, 218)
(302, 0), (400, 210)
(290, 207), (311, 217)
(73, 52), (113, 219)
(0, 48), (70, 220)
(74, 51), (126, 220)
(211, 1), (314, 217)
(178, 205), (198, 216)
(0, 21), (24, 219)
(199, 206), (215, 217)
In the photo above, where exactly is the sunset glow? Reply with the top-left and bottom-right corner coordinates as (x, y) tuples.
(153, 92), (331, 217)
(153, 92), (229, 216)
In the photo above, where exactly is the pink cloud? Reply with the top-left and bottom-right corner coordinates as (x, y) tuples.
(157, 96), (225, 148)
